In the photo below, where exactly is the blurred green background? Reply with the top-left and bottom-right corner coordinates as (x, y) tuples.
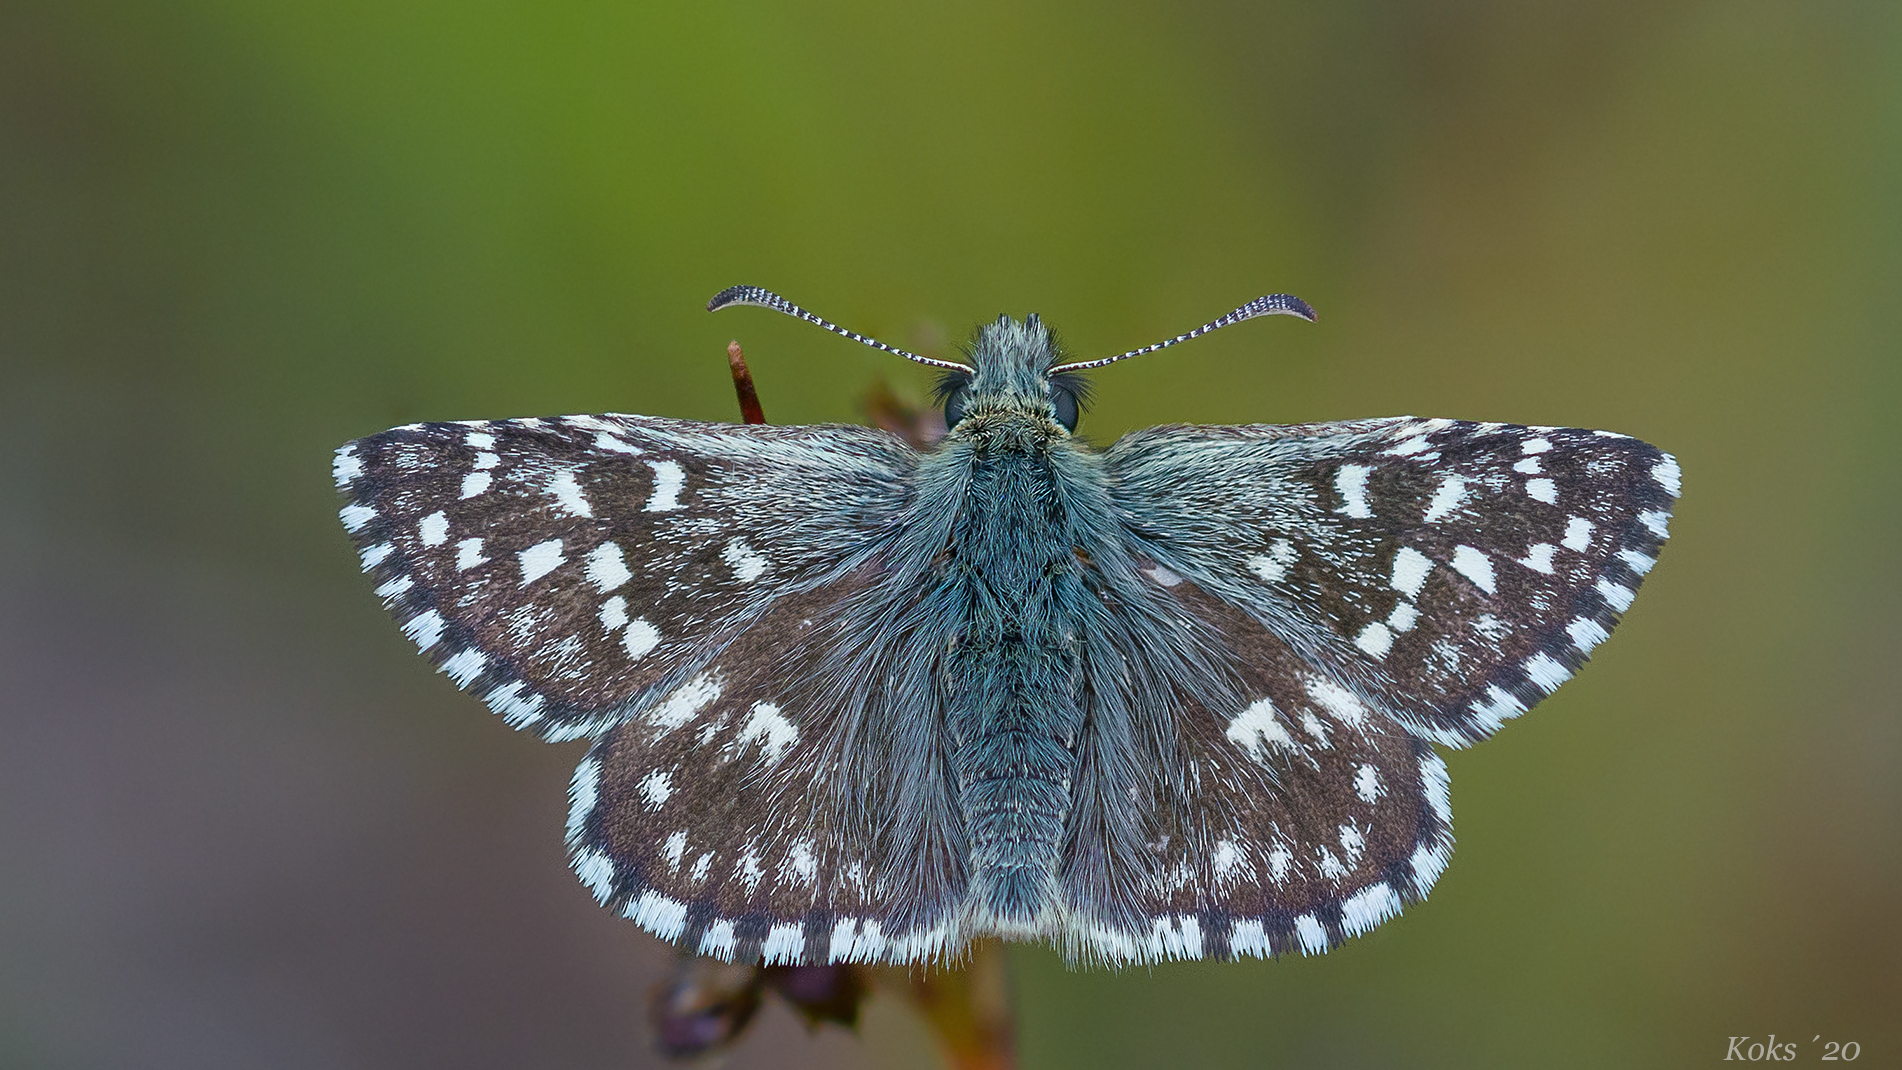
(3, 1), (1897, 1067)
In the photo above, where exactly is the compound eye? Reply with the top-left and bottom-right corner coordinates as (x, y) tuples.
(943, 388), (970, 429)
(1051, 386), (1079, 431)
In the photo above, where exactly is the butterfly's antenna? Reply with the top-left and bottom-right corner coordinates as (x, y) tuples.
(709, 285), (974, 372)
(1046, 294), (1317, 374)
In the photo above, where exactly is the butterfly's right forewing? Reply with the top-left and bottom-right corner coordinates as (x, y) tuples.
(1107, 418), (1677, 746)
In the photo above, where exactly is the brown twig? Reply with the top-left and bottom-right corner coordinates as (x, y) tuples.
(728, 340), (766, 425)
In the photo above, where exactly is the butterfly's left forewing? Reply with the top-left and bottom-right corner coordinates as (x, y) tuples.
(335, 415), (914, 740)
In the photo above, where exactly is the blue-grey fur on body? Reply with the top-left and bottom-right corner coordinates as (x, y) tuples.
(830, 315), (1233, 944)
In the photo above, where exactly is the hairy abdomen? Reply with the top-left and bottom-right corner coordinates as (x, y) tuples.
(946, 442), (1086, 929)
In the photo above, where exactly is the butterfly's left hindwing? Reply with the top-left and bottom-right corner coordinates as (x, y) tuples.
(1107, 417), (1678, 747)
(566, 563), (972, 966)
(334, 415), (915, 741)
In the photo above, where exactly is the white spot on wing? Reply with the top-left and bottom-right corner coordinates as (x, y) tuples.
(1562, 517), (1595, 551)
(699, 920), (735, 958)
(1470, 684), (1526, 731)
(1387, 601), (1419, 632)
(1354, 763), (1383, 802)
(1212, 840), (1245, 883)
(1421, 751), (1452, 824)
(518, 538), (565, 584)
(1450, 545), (1497, 594)
(1306, 677), (1368, 727)
(663, 830), (687, 871)
(1618, 549), (1656, 575)
(546, 469), (594, 518)
(1248, 539), (1297, 584)
(1334, 464), (1373, 519)
(1341, 883), (1402, 937)
(623, 618), (660, 661)
(464, 431), (495, 448)
(1525, 477), (1558, 504)
(442, 647), (487, 687)
(1299, 712), (1331, 746)
(627, 890), (688, 941)
(455, 537), (486, 570)
(721, 538), (768, 582)
(1512, 457), (1543, 474)
(586, 542), (632, 592)
(1596, 577), (1636, 611)
(418, 510), (449, 547)
(332, 446), (363, 485)
(573, 848), (615, 903)
(1517, 543), (1557, 573)
(594, 432), (642, 454)
(640, 768), (672, 809)
(1568, 615), (1610, 652)
(646, 673), (721, 736)
(486, 680), (544, 728)
(1230, 919), (1269, 957)
(1339, 823), (1366, 865)
(644, 460), (686, 511)
(1295, 913), (1330, 955)
(459, 471), (492, 498)
(735, 702), (798, 764)
(1143, 564), (1184, 586)
(1639, 510), (1671, 538)
(472, 452), (499, 470)
(1422, 475), (1467, 522)
(785, 840), (818, 885)
(1652, 455), (1681, 495)
(1354, 621), (1393, 659)
(762, 923), (806, 965)
(1224, 698), (1293, 762)
(359, 542), (393, 570)
(402, 609), (444, 651)
(1522, 437), (1552, 454)
(340, 503), (376, 532)
(1390, 547), (1433, 598)
(1523, 652), (1572, 693)
(566, 758), (599, 844)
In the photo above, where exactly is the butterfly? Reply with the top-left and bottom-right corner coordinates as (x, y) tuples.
(334, 286), (1678, 966)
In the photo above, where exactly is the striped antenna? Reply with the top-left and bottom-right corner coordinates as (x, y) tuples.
(708, 286), (974, 372)
(1047, 294), (1316, 374)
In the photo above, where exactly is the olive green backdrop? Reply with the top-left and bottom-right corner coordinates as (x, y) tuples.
(3, 2), (1896, 1067)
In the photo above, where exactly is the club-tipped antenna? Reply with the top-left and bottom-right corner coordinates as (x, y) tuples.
(708, 285), (974, 372)
(1046, 293), (1317, 374)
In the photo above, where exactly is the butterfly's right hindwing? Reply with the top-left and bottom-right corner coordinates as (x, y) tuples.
(334, 415), (914, 741)
(1068, 573), (1452, 963)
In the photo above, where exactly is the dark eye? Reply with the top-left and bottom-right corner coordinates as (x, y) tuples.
(1051, 386), (1079, 432)
(943, 387), (970, 428)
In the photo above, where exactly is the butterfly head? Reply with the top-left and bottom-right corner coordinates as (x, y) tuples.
(708, 285), (1316, 439)
(936, 314), (1089, 434)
